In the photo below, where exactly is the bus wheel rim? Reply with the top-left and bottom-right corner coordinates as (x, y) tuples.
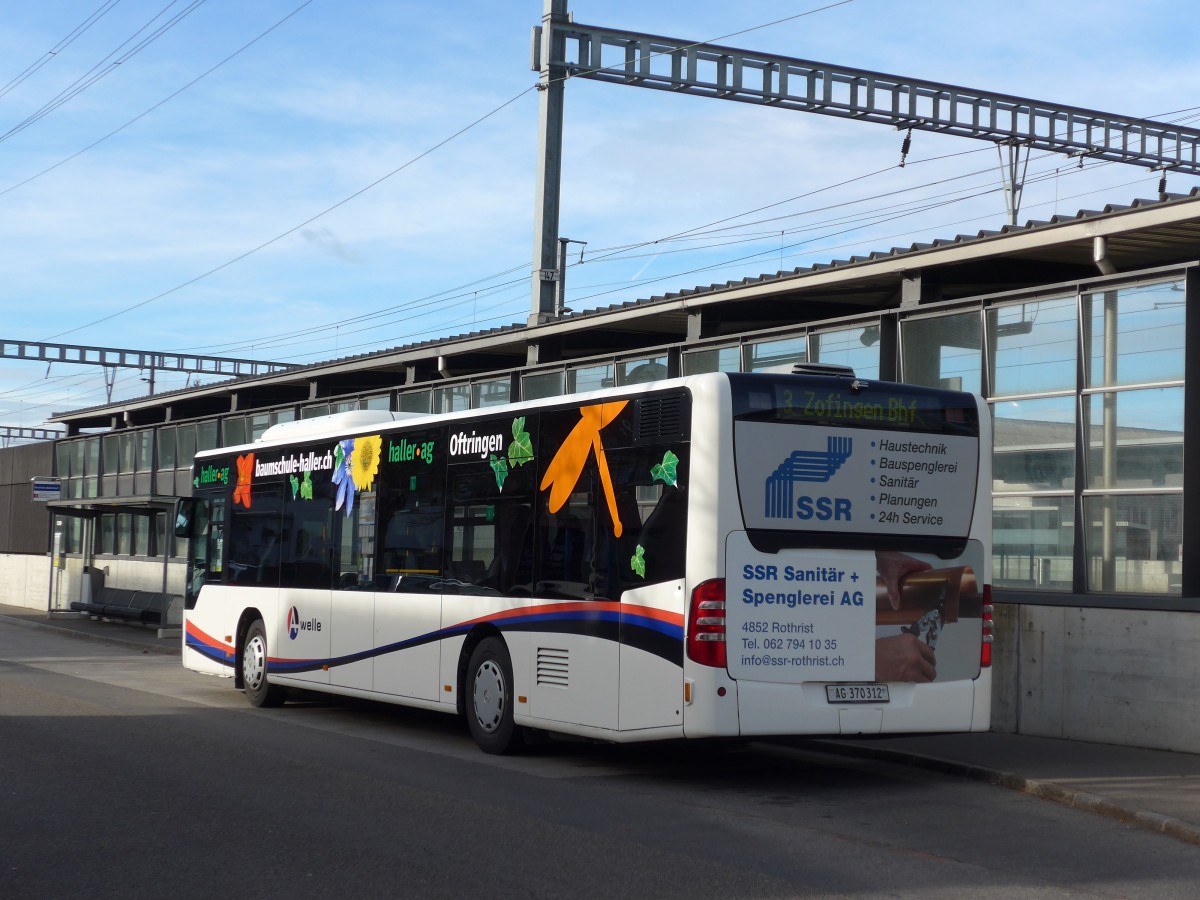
(244, 635), (266, 690)
(473, 659), (504, 733)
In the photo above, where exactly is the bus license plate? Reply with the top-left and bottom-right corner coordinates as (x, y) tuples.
(826, 684), (890, 704)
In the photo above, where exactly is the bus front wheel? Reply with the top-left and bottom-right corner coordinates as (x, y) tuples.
(467, 637), (522, 754)
(242, 620), (287, 708)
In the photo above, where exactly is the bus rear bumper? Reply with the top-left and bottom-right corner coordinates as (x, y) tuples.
(734, 669), (991, 736)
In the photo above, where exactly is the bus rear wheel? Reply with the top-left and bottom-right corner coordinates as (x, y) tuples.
(242, 620), (287, 708)
(467, 637), (522, 754)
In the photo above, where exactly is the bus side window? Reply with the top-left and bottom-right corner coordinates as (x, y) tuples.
(227, 489), (283, 587)
(598, 444), (688, 594)
(447, 467), (535, 597)
(377, 474), (445, 594)
(280, 476), (336, 590)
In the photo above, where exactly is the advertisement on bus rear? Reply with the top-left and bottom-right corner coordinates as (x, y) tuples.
(725, 533), (986, 684)
(733, 421), (979, 539)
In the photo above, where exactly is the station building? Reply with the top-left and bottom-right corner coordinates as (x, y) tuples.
(3, 190), (1198, 752)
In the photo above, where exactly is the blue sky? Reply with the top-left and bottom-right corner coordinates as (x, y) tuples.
(1, 0), (1197, 428)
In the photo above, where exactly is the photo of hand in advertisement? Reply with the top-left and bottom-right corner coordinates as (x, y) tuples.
(874, 546), (984, 684)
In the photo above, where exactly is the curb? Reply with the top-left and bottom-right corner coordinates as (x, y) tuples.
(0, 613), (181, 657)
(809, 739), (1200, 848)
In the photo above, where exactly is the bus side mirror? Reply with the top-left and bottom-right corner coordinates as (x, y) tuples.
(175, 498), (196, 538)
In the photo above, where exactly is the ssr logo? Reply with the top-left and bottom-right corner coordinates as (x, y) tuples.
(764, 435), (854, 522)
(286, 606), (322, 640)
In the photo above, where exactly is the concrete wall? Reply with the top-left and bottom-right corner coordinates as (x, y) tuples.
(991, 604), (1200, 754)
(0, 554), (187, 611)
(0, 553), (55, 610)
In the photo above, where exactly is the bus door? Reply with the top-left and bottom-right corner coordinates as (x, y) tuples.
(616, 470), (689, 732)
(372, 431), (445, 702)
(228, 485), (331, 687)
(273, 484), (333, 688)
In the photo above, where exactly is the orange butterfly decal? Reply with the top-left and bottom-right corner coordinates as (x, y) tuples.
(232, 453), (254, 508)
(540, 401), (628, 537)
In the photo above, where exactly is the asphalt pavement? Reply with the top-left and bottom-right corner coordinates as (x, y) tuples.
(4, 601), (1199, 846)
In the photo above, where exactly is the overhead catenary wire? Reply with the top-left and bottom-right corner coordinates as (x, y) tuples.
(27, 2), (860, 347)
(7, 0), (1190, 412)
(0, 0), (318, 200)
(0, 0), (211, 146)
(0, 0), (123, 101)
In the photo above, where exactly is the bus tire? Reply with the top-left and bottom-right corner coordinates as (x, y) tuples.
(242, 619), (287, 708)
(467, 637), (522, 754)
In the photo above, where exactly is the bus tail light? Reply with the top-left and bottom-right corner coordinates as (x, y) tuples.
(687, 579), (727, 668)
(980, 583), (994, 668)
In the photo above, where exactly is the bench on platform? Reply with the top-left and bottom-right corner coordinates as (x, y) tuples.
(70, 587), (178, 627)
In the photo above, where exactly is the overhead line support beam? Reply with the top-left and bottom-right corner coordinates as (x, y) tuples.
(552, 21), (1200, 175)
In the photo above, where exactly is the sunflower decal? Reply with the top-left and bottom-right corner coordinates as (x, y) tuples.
(349, 434), (382, 491)
(333, 435), (381, 516)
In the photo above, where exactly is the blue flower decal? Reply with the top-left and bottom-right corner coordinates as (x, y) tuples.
(332, 439), (355, 516)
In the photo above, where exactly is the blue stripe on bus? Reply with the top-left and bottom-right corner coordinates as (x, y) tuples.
(186, 608), (686, 676)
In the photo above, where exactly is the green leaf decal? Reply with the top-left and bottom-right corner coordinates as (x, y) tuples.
(651, 450), (680, 487)
(193, 477), (200, 489)
(334, 442), (346, 472)
(300, 470), (313, 500)
(630, 544), (646, 578)
(289, 474), (299, 499)
(490, 453), (509, 491)
(508, 416), (533, 467)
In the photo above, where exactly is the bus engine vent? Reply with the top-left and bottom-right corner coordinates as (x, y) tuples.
(636, 394), (687, 441)
(536, 647), (570, 688)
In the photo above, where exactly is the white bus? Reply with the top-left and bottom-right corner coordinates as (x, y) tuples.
(178, 368), (992, 753)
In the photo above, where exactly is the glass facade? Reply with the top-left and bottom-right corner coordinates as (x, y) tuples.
(979, 279), (1185, 596)
(43, 275), (1190, 602)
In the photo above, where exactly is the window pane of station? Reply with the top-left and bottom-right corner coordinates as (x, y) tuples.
(682, 346), (739, 375)
(521, 371), (563, 401)
(988, 296), (1076, 396)
(1084, 388), (1183, 490)
(117, 515), (132, 555)
(472, 378), (511, 408)
(197, 421), (218, 452)
(135, 430), (153, 471)
(810, 325), (880, 379)
(1084, 494), (1182, 595)
(993, 495), (1074, 591)
(158, 427), (177, 469)
(361, 395), (389, 411)
(744, 334), (806, 372)
(1084, 280), (1185, 387)
(618, 356), (668, 384)
(119, 433), (135, 473)
(134, 516), (150, 556)
(98, 514), (115, 554)
(568, 363), (614, 394)
(900, 311), (981, 393)
(398, 390), (431, 415)
(434, 384), (470, 413)
(176, 425), (197, 468)
(222, 417), (246, 447)
(992, 396), (1076, 492)
(84, 439), (99, 476)
(56, 442), (72, 478)
(249, 413), (271, 442)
